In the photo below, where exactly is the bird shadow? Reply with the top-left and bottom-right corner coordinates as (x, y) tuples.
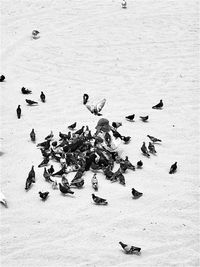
(0, 151), (5, 157)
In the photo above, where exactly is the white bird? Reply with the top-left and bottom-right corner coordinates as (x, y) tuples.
(91, 173), (98, 191)
(121, 0), (127, 8)
(86, 98), (106, 116)
(0, 191), (8, 207)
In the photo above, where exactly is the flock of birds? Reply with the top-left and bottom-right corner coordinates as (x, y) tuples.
(0, 22), (178, 255)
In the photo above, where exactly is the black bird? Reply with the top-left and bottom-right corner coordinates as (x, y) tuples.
(86, 98), (106, 116)
(141, 142), (150, 157)
(119, 242), (141, 255)
(40, 91), (45, 102)
(25, 176), (35, 190)
(37, 140), (51, 150)
(148, 142), (156, 154)
(43, 167), (53, 182)
(111, 129), (122, 139)
(132, 188), (143, 199)
(68, 122), (76, 130)
(26, 99), (38, 105)
(125, 114), (135, 121)
(59, 132), (68, 140)
(39, 191), (49, 200)
(52, 166), (66, 176)
(0, 75), (5, 82)
(21, 87), (32, 94)
(112, 122), (122, 129)
(152, 99), (163, 109)
(32, 30), (40, 39)
(48, 165), (54, 175)
(74, 126), (84, 136)
(16, 105), (21, 119)
(28, 166), (35, 182)
(92, 194), (108, 205)
(30, 129), (36, 142)
(137, 160), (143, 169)
(147, 135), (162, 143)
(83, 93), (89, 105)
(51, 141), (57, 147)
(40, 148), (51, 158)
(59, 183), (74, 194)
(38, 157), (49, 167)
(140, 115), (149, 122)
(169, 162), (177, 174)
(121, 136), (131, 144)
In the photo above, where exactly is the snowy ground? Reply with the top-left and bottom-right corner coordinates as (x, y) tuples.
(0, 0), (199, 266)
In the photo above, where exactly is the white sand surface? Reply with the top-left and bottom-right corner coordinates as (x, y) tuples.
(0, 0), (199, 266)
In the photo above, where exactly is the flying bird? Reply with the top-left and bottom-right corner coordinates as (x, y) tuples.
(30, 129), (36, 142)
(169, 162), (177, 174)
(0, 191), (8, 207)
(140, 115), (149, 122)
(92, 194), (108, 205)
(59, 183), (74, 195)
(40, 91), (46, 102)
(132, 188), (143, 199)
(0, 75), (5, 82)
(16, 105), (21, 119)
(152, 99), (163, 109)
(83, 93), (89, 105)
(39, 191), (49, 200)
(148, 142), (157, 154)
(68, 122), (76, 130)
(21, 87), (32, 94)
(125, 114), (135, 121)
(147, 135), (162, 143)
(26, 99), (38, 105)
(119, 242), (141, 255)
(91, 173), (98, 191)
(45, 131), (53, 140)
(86, 98), (106, 116)
(141, 142), (150, 157)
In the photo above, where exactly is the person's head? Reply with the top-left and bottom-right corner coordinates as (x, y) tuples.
(95, 118), (111, 133)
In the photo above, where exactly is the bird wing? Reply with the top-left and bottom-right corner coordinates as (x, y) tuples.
(96, 98), (106, 112)
(86, 104), (94, 113)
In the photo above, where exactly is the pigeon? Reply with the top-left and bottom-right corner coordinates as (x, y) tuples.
(141, 142), (150, 157)
(59, 183), (74, 194)
(92, 194), (108, 205)
(121, 136), (131, 144)
(91, 173), (98, 191)
(59, 131), (68, 140)
(37, 140), (51, 150)
(51, 141), (57, 147)
(86, 98), (106, 116)
(38, 157), (49, 167)
(25, 176), (35, 190)
(48, 165), (54, 175)
(68, 122), (77, 130)
(70, 170), (84, 188)
(40, 91), (45, 102)
(124, 156), (135, 171)
(140, 115), (149, 122)
(119, 242), (141, 255)
(112, 122), (122, 129)
(148, 142), (156, 154)
(125, 114), (135, 121)
(118, 172), (126, 185)
(152, 99), (163, 109)
(52, 166), (66, 176)
(25, 99), (38, 105)
(40, 148), (51, 158)
(74, 126), (84, 136)
(111, 129), (122, 139)
(32, 30), (40, 39)
(169, 162), (177, 174)
(21, 87), (32, 94)
(132, 188), (143, 199)
(39, 191), (49, 200)
(103, 166), (114, 180)
(45, 131), (53, 140)
(83, 93), (89, 105)
(16, 105), (21, 119)
(121, 0), (127, 8)
(28, 166), (35, 182)
(147, 135), (162, 143)
(43, 167), (53, 182)
(30, 129), (36, 142)
(0, 75), (5, 82)
(62, 175), (69, 187)
(52, 180), (58, 190)
(0, 191), (8, 207)
(137, 160), (143, 169)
